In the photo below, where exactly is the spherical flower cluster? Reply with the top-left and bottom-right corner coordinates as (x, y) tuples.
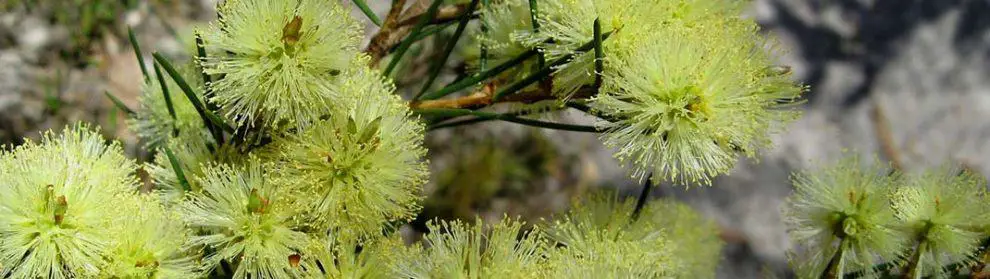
(518, 0), (745, 97)
(591, 19), (802, 185)
(263, 64), (428, 240)
(179, 160), (317, 277)
(638, 198), (724, 277)
(304, 233), (407, 278)
(891, 168), (989, 277)
(485, 0), (804, 185)
(391, 218), (546, 278)
(0, 125), (139, 278)
(202, 0), (363, 130)
(100, 194), (199, 278)
(128, 62), (208, 148)
(783, 156), (907, 278)
(542, 194), (721, 278)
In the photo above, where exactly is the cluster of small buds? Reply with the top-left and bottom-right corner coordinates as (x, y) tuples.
(783, 156), (990, 278)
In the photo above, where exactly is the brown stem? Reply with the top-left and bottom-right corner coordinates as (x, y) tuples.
(397, 3), (469, 26)
(972, 240), (990, 279)
(366, 0), (410, 65)
(823, 238), (848, 279)
(367, 3), (472, 66)
(903, 241), (927, 279)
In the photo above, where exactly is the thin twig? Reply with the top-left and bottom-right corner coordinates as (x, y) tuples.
(366, 0), (410, 65)
(411, 86), (597, 110)
(422, 108), (602, 132)
(397, 3), (470, 26)
(872, 101), (903, 171)
(631, 173), (653, 220)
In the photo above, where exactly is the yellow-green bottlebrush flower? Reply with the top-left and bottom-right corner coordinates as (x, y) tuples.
(263, 65), (428, 240)
(891, 168), (989, 278)
(522, 0), (748, 97)
(179, 160), (317, 278)
(391, 218), (546, 278)
(304, 233), (407, 278)
(128, 62), (208, 148)
(782, 156), (907, 278)
(591, 21), (803, 185)
(542, 194), (682, 278)
(100, 194), (199, 278)
(638, 199), (723, 278)
(202, 0), (363, 129)
(0, 124), (140, 278)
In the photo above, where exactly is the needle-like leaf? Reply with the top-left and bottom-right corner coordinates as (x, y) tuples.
(152, 52), (234, 145)
(127, 27), (150, 82)
(383, 0), (444, 77)
(104, 91), (135, 116)
(352, 0), (383, 27)
(417, 108), (602, 132)
(152, 63), (177, 121)
(162, 146), (191, 192)
(593, 18), (604, 89)
(414, 0), (481, 100)
(420, 48), (540, 100)
(491, 31), (612, 101)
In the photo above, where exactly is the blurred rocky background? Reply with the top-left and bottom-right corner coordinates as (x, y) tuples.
(2, 0), (989, 278)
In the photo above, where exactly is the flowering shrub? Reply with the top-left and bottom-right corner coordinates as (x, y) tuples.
(3, 0), (985, 278)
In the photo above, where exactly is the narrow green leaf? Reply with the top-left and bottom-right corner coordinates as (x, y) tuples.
(104, 91), (135, 116)
(423, 106), (542, 128)
(358, 116), (382, 144)
(152, 52), (234, 142)
(390, 22), (458, 52)
(566, 101), (621, 123)
(383, 0), (444, 77)
(420, 48), (539, 100)
(162, 146), (191, 192)
(479, 0), (491, 72)
(593, 18), (604, 88)
(194, 33), (221, 112)
(417, 108), (602, 132)
(491, 31), (613, 101)
(414, 0), (481, 100)
(527, 0), (545, 69)
(352, 0), (383, 27)
(127, 27), (150, 82)
(107, 105), (118, 133)
(152, 63), (177, 121)
(346, 116), (358, 135)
